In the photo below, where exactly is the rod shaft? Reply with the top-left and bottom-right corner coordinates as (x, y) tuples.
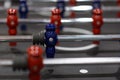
(0, 19), (50, 24)
(44, 57), (120, 66)
(2, 57), (120, 67)
(31, 0), (116, 2)
(19, 19), (50, 24)
(0, 35), (120, 42)
(0, 36), (32, 42)
(31, 6), (120, 12)
(19, 18), (120, 24)
(23, 6), (120, 12)
(58, 35), (120, 41)
(1, 18), (120, 24)
(0, 5), (120, 12)
(0, 59), (13, 67)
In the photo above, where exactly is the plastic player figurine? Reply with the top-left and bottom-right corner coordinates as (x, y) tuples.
(50, 8), (62, 34)
(56, 0), (66, 18)
(117, 0), (120, 5)
(92, 0), (101, 9)
(92, 9), (103, 44)
(92, 0), (103, 44)
(69, 0), (76, 18)
(27, 45), (43, 80)
(56, 0), (65, 32)
(117, 0), (120, 17)
(19, 0), (28, 33)
(7, 8), (18, 46)
(45, 23), (58, 58)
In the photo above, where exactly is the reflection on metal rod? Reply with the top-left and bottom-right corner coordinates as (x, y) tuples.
(1, 18), (120, 24)
(2, 57), (120, 67)
(37, 6), (120, 12)
(58, 35), (120, 41)
(30, 0), (116, 2)
(0, 59), (13, 67)
(0, 36), (32, 42)
(44, 57), (120, 66)
(32, 6), (120, 12)
(21, 6), (120, 12)
(19, 18), (120, 24)
(0, 5), (120, 12)
(0, 35), (120, 42)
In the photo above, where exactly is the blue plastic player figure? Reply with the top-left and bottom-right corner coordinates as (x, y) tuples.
(56, 0), (66, 18)
(56, 0), (65, 32)
(93, 0), (101, 9)
(45, 24), (58, 58)
(19, 0), (28, 33)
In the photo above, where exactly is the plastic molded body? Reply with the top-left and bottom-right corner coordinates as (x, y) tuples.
(7, 9), (18, 46)
(92, 9), (103, 44)
(93, 0), (101, 9)
(51, 8), (61, 34)
(45, 24), (58, 58)
(19, 0), (28, 31)
(27, 45), (43, 80)
(56, 0), (66, 18)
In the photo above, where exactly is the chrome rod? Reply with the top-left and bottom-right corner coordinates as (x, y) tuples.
(58, 35), (120, 41)
(30, 0), (116, 2)
(0, 36), (32, 42)
(0, 5), (120, 12)
(0, 59), (13, 67)
(32, 6), (120, 12)
(2, 57), (120, 67)
(0, 35), (120, 42)
(19, 18), (120, 24)
(44, 57), (120, 65)
(1, 18), (120, 24)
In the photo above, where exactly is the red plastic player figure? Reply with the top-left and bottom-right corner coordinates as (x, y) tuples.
(69, 0), (77, 6)
(117, 0), (120, 5)
(70, 11), (76, 18)
(50, 8), (61, 34)
(7, 8), (18, 46)
(117, 0), (120, 17)
(27, 45), (44, 80)
(69, 0), (76, 18)
(92, 9), (103, 44)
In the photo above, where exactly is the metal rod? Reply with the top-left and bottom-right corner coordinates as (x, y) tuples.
(0, 19), (50, 24)
(32, 5), (120, 12)
(58, 35), (120, 41)
(0, 5), (120, 12)
(1, 18), (120, 24)
(2, 57), (120, 67)
(0, 35), (120, 42)
(19, 18), (120, 24)
(29, 0), (116, 2)
(0, 35), (32, 42)
(0, 59), (13, 67)
(44, 57), (120, 66)
(0, 0), (116, 2)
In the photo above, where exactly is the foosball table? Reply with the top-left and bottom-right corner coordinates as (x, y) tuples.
(0, 0), (120, 80)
